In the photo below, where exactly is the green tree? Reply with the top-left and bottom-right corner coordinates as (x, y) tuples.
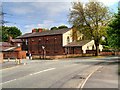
(58, 25), (68, 29)
(50, 25), (68, 30)
(107, 8), (120, 50)
(69, 1), (111, 56)
(2, 26), (22, 42)
(50, 26), (58, 30)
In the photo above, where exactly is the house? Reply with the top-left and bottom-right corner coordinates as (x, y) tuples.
(17, 28), (103, 59)
(0, 38), (26, 63)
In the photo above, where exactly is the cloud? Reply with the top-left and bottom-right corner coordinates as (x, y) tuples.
(98, 0), (118, 6)
(24, 20), (55, 33)
(30, 2), (71, 16)
(10, 6), (34, 15)
(4, 1), (118, 34)
(2, 0), (74, 2)
(23, 19), (71, 34)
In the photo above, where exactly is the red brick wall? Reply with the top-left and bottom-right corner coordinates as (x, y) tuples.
(86, 50), (96, 54)
(28, 34), (64, 56)
(100, 52), (117, 56)
(0, 53), (3, 63)
(15, 47), (22, 51)
(3, 51), (26, 59)
(74, 47), (83, 54)
(17, 51), (26, 59)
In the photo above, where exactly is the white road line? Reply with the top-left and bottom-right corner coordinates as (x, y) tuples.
(29, 68), (56, 75)
(1, 68), (56, 85)
(78, 66), (102, 89)
(0, 65), (21, 71)
(1, 79), (17, 85)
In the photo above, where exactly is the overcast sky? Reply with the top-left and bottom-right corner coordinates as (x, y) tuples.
(2, 0), (119, 34)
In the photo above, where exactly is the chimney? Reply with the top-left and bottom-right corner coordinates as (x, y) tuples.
(38, 28), (43, 32)
(32, 29), (36, 33)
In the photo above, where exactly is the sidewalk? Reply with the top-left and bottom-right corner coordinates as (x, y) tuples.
(83, 60), (119, 88)
(0, 59), (25, 70)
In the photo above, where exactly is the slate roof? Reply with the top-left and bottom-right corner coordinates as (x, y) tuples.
(11, 39), (22, 43)
(17, 28), (71, 39)
(0, 42), (13, 47)
(64, 40), (91, 47)
(0, 42), (14, 51)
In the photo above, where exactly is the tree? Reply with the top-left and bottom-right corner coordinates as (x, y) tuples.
(107, 8), (120, 50)
(50, 26), (58, 30)
(69, 1), (111, 56)
(2, 26), (22, 42)
(58, 25), (68, 29)
(50, 25), (68, 30)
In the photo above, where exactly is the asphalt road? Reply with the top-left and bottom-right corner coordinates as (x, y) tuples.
(1, 56), (119, 88)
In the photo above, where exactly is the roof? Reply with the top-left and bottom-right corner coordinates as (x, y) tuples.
(17, 28), (71, 39)
(64, 40), (91, 47)
(0, 42), (13, 51)
(2, 47), (16, 51)
(0, 42), (13, 47)
(11, 39), (22, 43)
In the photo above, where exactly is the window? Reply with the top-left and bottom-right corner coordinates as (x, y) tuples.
(67, 36), (70, 44)
(39, 39), (41, 42)
(87, 46), (89, 50)
(92, 45), (95, 50)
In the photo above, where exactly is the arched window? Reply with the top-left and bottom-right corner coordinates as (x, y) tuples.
(92, 45), (95, 50)
(67, 36), (70, 44)
(87, 46), (89, 50)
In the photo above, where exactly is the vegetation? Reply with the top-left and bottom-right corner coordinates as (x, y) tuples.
(107, 8), (120, 50)
(58, 25), (68, 29)
(1, 26), (22, 42)
(50, 26), (58, 30)
(69, 1), (111, 56)
(50, 25), (68, 30)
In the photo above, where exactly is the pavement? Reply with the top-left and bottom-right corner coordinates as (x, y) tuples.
(0, 56), (102, 70)
(0, 59), (30, 70)
(83, 60), (119, 88)
(0, 56), (118, 70)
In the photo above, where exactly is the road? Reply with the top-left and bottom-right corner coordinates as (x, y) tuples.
(1, 56), (119, 89)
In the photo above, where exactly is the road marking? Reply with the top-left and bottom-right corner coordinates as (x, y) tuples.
(1, 79), (17, 85)
(0, 65), (22, 71)
(29, 68), (56, 75)
(77, 66), (102, 89)
(0, 68), (56, 85)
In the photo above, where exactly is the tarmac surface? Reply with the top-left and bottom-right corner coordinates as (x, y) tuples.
(0, 56), (119, 89)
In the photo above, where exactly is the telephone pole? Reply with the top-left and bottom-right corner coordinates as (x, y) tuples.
(0, 2), (9, 27)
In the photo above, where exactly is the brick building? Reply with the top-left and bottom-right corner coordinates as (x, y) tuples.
(0, 38), (26, 63)
(17, 28), (103, 59)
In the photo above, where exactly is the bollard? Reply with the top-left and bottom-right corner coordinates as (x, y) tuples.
(17, 59), (20, 64)
(15, 58), (17, 62)
(19, 59), (21, 64)
(17, 60), (19, 64)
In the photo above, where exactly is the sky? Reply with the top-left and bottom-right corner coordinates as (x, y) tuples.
(1, 0), (119, 34)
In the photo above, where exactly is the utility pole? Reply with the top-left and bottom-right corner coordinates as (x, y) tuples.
(0, 2), (2, 42)
(0, 3), (9, 27)
(0, 2), (3, 26)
